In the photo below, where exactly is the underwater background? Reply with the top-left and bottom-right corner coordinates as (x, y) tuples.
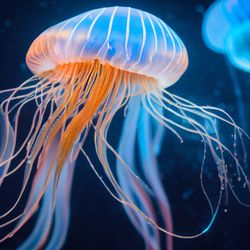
(0, 0), (250, 249)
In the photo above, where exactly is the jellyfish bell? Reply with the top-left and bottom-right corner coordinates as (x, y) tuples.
(26, 6), (188, 88)
(202, 0), (249, 130)
(202, 0), (250, 72)
(202, 0), (231, 53)
(0, 6), (249, 250)
(226, 21), (250, 73)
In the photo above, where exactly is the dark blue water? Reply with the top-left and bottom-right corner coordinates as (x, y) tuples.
(0, 0), (250, 249)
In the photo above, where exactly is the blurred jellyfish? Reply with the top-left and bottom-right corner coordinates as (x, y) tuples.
(0, 6), (249, 250)
(202, 0), (250, 129)
(202, 0), (250, 72)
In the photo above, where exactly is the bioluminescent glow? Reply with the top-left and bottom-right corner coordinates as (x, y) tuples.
(0, 6), (249, 250)
(202, 0), (249, 130)
(202, 0), (250, 73)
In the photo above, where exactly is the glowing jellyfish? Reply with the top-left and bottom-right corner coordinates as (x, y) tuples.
(0, 6), (249, 250)
(202, 0), (250, 72)
(202, 0), (250, 130)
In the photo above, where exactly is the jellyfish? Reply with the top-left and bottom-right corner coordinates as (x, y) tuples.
(0, 6), (249, 250)
(202, 0), (250, 130)
(202, 0), (250, 72)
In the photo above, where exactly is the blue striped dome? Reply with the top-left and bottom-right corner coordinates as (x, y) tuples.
(26, 6), (188, 87)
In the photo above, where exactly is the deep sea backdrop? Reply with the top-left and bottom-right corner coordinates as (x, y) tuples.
(0, 0), (250, 249)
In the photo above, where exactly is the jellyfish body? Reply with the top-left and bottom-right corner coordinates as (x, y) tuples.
(0, 6), (248, 250)
(202, 0), (249, 130)
(226, 21), (250, 73)
(202, 0), (250, 72)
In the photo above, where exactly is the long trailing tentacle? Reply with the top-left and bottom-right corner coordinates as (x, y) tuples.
(92, 81), (195, 240)
(18, 133), (77, 250)
(0, 58), (249, 247)
(0, 108), (15, 186)
(91, 75), (249, 240)
(116, 97), (161, 250)
(45, 139), (79, 250)
(17, 137), (58, 250)
(138, 105), (173, 250)
(0, 77), (57, 221)
(0, 63), (93, 241)
(142, 78), (249, 225)
(0, 60), (142, 243)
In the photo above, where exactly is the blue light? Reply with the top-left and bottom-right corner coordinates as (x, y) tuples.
(202, 0), (250, 72)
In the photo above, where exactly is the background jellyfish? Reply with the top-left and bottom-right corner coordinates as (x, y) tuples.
(202, 0), (250, 130)
(202, 0), (250, 73)
(0, 4), (249, 250)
